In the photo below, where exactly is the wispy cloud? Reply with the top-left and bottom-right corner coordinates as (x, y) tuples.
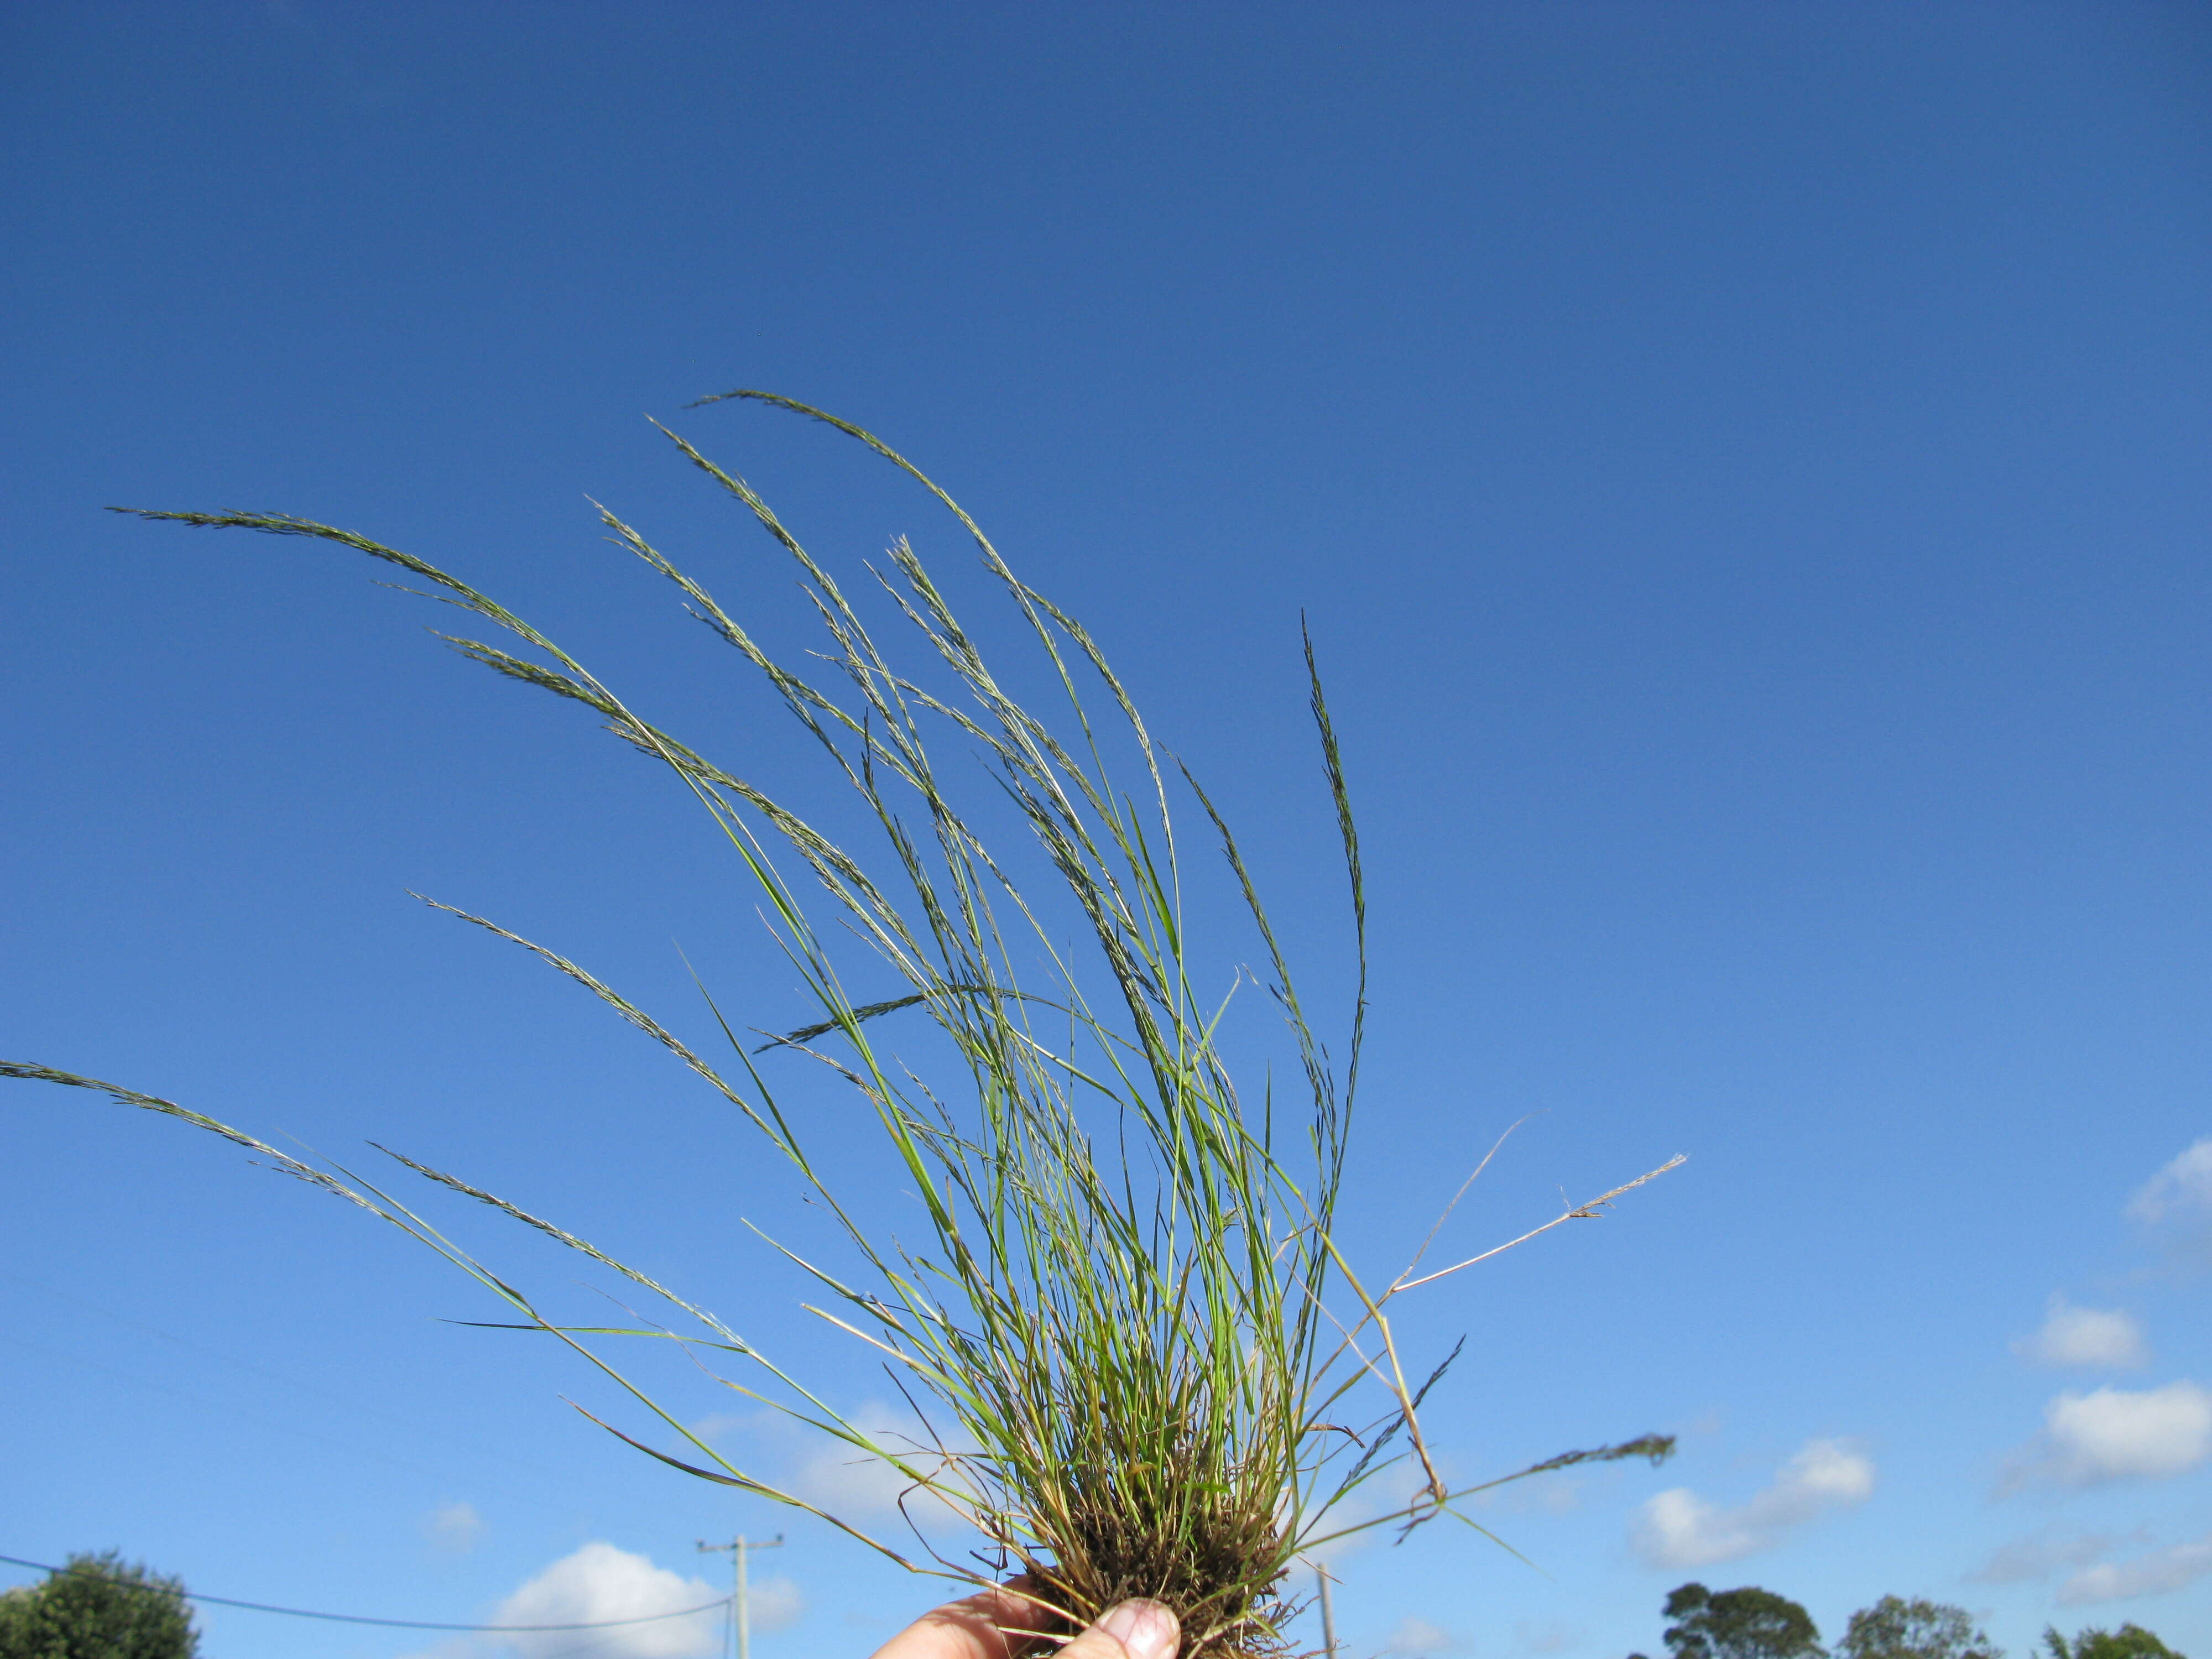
(2127, 1139), (2212, 1267)
(1300, 1495), (1380, 1568)
(686, 1399), (967, 1533)
(1389, 1616), (1471, 1655)
(419, 1500), (485, 1554)
(2127, 1139), (2212, 1226)
(1629, 1439), (1875, 1569)
(1303, 1455), (1449, 1567)
(732, 1574), (802, 1634)
(1519, 1619), (1584, 1653)
(1965, 1528), (2121, 1585)
(2059, 1531), (2212, 1604)
(1472, 1474), (1587, 1515)
(2004, 1381), (2212, 1489)
(783, 1401), (969, 1529)
(687, 1411), (760, 1443)
(2015, 1297), (2149, 1370)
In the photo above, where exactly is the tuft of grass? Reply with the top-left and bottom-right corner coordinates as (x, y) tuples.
(4, 394), (1681, 1657)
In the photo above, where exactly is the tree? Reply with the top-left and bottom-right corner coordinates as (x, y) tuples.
(2043, 1627), (2187, 1659)
(1665, 1583), (1825, 1659)
(1838, 1598), (2001, 1659)
(0, 1552), (199, 1659)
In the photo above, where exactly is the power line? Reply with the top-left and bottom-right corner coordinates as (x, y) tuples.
(0, 1554), (731, 1632)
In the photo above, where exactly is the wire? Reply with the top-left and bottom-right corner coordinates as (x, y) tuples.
(0, 1554), (732, 1632)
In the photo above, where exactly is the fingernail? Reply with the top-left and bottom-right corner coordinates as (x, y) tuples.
(1098, 1599), (1180, 1659)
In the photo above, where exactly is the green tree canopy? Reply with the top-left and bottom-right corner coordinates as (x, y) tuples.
(1665, 1583), (1825, 1659)
(0, 1552), (199, 1659)
(1837, 1597), (2001, 1659)
(2043, 1626), (2187, 1659)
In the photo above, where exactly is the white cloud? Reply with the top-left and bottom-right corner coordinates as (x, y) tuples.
(2127, 1139), (2212, 1227)
(2017, 1297), (2149, 1370)
(2059, 1532), (2212, 1604)
(393, 1543), (796, 1659)
(1966, 1529), (2120, 1584)
(1390, 1617), (1470, 1655)
(1629, 1438), (1875, 1569)
(420, 1500), (484, 1553)
(486, 1542), (731, 1659)
(2008, 1381), (2212, 1488)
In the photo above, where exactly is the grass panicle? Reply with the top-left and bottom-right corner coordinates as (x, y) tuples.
(6, 394), (1682, 1657)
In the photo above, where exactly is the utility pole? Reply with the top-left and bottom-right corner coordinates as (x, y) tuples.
(699, 1534), (784, 1659)
(1316, 1564), (1338, 1659)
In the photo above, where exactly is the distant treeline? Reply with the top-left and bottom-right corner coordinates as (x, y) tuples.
(1626, 1581), (2185, 1659)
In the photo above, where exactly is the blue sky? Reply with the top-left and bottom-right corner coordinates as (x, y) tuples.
(4, 4), (2211, 1657)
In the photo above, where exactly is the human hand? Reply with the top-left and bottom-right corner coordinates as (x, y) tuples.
(869, 1580), (1180, 1659)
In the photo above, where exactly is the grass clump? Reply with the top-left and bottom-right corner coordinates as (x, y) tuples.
(4, 393), (1681, 1657)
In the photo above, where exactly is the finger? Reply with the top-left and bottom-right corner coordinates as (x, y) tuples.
(870, 1580), (1060, 1659)
(1058, 1599), (1181, 1659)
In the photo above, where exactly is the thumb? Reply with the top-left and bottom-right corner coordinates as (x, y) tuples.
(1061, 1599), (1181, 1659)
